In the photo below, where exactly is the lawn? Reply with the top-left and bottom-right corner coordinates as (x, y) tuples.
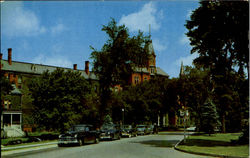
(177, 133), (249, 158)
(1, 131), (59, 146)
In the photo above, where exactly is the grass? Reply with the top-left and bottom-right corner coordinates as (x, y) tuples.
(177, 133), (249, 157)
(2, 140), (57, 148)
(1, 138), (29, 146)
(1, 131), (59, 146)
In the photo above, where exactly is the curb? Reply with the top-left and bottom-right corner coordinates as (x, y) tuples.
(174, 139), (248, 158)
(1, 142), (57, 151)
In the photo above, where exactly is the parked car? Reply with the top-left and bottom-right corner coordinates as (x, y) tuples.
(100, 124), (121, 140)
(146, 125), (154, 134)
(136, 125), (147, 135)
(58, 124), (100, 147)
(121, 125), (137, 138)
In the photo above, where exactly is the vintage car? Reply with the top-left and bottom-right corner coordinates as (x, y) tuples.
(100, 124), (121, 140)
(58, 124), (100, 147)
(136, 125), (147, 135)
(121, 125), (137, 138)
(146, 125), (154, 134)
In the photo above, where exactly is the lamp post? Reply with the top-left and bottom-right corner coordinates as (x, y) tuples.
(122, 108), (124, 128)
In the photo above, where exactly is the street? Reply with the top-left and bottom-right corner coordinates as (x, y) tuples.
(2, 132), (213, 158)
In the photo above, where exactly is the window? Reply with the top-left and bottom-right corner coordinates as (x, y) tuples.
(12, 114), (21, 124)
(151, 68), (155, 74)
(134, 76), (139, 84)
(3, 114), (11, 126)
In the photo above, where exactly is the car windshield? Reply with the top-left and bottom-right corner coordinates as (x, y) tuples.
(137, 128), (144, 131)
(72, 125), (87, 132)
(123, 125), (132, 129)
(101, 124), (114, 130)
(137, 125), (146, 128)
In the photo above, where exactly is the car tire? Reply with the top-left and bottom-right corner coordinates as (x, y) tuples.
(58, 144), (63, 147)
(95, 137), (99, 144)
(110, 134), (114, 141)
(78, 139), (83, 146)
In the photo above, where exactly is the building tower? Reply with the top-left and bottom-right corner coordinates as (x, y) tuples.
(179, 61), (184, 78)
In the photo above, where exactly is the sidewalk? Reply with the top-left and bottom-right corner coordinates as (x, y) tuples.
(1, 141), (58, 156)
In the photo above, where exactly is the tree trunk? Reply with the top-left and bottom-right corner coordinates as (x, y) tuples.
(222, 114), (226, 133)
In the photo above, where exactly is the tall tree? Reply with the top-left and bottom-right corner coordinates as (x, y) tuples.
(28, 69), (98, 132)
(178, 66), (210, 131)
(185, 1), (249, 132)
(0, 73), (13, 102)
(200, 98), (221, 135)
(186, 1), (249, 77)
(90, 18), (150, 121)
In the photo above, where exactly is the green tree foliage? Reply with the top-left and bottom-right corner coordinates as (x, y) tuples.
(117, 76), (176, 125)
(103, 115), (113, 125)
(186, 1), (249, 77)
(0, 73), (13, 101)
(90, 18), (150, 120)
(178, 66), (210, 131)
(28, 69), (99, 132)
(185, 1), (249, 132)
(200, 98), (221, 135)
(20, 76), (36, 126)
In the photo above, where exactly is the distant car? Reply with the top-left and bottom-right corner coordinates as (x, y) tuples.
(146, 125), (154, 134)
(121, 125), (137, 138)
(186, 126), (196, 132)
(100, 124), (121, 140)
(136, 125), (147, 135)
(58, 124), (100, 147)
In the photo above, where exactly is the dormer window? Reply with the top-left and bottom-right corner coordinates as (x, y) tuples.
(31, 64), (37, 71)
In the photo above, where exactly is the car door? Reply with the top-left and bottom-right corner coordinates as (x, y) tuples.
(88, 126), (97, 143)
(83, 126), (92, 143)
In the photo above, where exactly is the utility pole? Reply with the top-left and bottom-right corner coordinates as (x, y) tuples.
(122, 108), (124, 128)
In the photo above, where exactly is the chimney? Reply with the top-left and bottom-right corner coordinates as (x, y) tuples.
(73, 64), (77, 70)
(85, 61), (89, 75)
(0, 53), (2, 60)
(8, 48), (12, 65)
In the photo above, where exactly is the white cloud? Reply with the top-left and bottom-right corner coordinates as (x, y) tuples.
(180, 34), (190, 45)
(186, 9), (193, 19)
(175, 53), (199, 66)
(118, 2), (161, 32)
(51, 23), (66, 35)
(2, 2), (46, 37)
(32, 54), (73, 68)
(152, 38), (167, 52)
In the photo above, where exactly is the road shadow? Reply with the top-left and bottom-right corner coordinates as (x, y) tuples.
(179, 139), (234, 147)
(133, 140), (179, 148)
(158, 132), (193, 136)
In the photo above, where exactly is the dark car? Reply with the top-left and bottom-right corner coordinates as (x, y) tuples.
(100, 124), (121, 140)
(146, 125), (154, 134)
(136, 125), (147, 135)
(58, 124), (100, 147)
(121, 125), (137, 138)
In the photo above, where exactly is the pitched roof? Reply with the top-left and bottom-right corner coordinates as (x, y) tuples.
(1, 59), (98, 80)
(1, 60), (168, 79)
(133, 66), (168, 77)
(156, 67), (169, 77)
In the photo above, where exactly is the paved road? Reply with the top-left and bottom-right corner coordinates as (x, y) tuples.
(2, 133), (213, 158)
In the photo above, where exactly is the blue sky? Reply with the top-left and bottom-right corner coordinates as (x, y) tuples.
(1, 1), (200, 78)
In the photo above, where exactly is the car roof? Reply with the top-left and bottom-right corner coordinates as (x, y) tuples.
(73, 124), (93, 127)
